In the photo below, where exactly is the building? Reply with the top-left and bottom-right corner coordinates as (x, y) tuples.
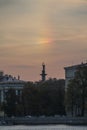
(0, 71), (26, 103)
(64, 62), (87, 89)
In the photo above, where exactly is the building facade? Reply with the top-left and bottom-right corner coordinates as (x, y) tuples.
(64, 62), (87, 89)
(0, 71), (26, 103)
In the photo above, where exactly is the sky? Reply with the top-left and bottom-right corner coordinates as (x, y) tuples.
(0, 0), (87, 81)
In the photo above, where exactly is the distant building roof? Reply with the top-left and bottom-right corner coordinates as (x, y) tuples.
(0, 71), (25, 83)
(64, 62), (87, 70)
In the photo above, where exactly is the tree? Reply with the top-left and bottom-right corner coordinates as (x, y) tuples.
(75, 65), (87, 116)
(66, 65), (87, 116)
(22, 79), (66, 116)
(66, 79), (82, 116)
(22, 82), (40, 116)
(5, 89), (17, 117)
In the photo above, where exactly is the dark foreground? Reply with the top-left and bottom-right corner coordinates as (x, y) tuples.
(0, 116), (87, 126)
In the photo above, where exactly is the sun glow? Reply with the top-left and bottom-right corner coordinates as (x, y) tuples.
(38, 37), (52, 44)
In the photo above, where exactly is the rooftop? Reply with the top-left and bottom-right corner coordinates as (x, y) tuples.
(64, 62), (87, 70)
(0, 71), (25, 83)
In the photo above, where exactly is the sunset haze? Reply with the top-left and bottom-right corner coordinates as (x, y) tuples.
(0, 0), (87, 81)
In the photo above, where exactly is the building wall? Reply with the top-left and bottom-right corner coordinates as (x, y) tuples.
(64, 67), (76, 88)
(64, 63), (87, 89)
(0, 71), (26, 103)
(0, 82), (26, 103)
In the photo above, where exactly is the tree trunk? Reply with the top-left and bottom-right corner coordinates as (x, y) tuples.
(81, 86), (85, 116)
(71, 96), (74, 117)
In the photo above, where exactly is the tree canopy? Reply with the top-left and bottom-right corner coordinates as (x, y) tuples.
(66, 65), (87, 116)
(22, 79), (66, 116)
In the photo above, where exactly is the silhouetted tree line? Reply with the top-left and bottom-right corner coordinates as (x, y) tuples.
(3, 79), (66, 117)
(1, 65), (87, 117)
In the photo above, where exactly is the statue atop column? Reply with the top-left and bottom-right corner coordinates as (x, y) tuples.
(40, 63), (47, 81)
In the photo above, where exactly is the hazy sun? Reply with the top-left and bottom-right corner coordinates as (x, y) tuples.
(38, 38), (52, 44)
